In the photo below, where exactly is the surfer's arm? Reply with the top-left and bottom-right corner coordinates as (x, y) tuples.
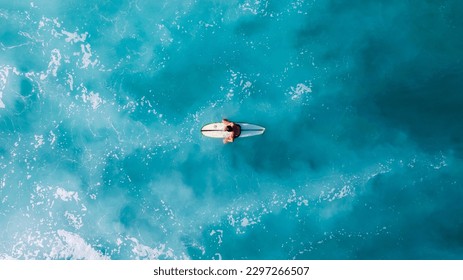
(223, 135), (234, 143)
(222, 119), (233, 126)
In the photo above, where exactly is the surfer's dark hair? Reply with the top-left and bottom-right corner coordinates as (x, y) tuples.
(226, 126), (233, 132)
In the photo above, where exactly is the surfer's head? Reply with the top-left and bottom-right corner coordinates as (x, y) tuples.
(226, 126), (233, 132)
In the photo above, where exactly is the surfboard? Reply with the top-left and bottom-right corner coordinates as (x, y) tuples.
(201, 122), (265, 138)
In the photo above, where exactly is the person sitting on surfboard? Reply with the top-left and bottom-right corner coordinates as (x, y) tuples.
(222, 119), (241, 143)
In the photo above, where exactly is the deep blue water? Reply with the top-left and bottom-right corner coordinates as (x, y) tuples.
(1, 0), (463, 259)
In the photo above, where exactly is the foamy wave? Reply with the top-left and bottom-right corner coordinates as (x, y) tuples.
(33, 134), (45, 149)
(210, 229), (224, 244)
(54, 187), (80, 202)
(0, 254), (16, 260)
(54, 230), (109, 260)
(62, 30), (88, 44)
(37, 17), (100, 71)
(225, 189), (310, 234)
(64, 211), (84, 230)
(157, 24), (173, 46)
(80, 89), (104, 110)
(66, 73), (74, 91)
(222, 70), (256, 102)
(127, 237), (176, 259)
(40, 49), (62, 80)
(289, 82), (312, 100)
(0, 66), (10, 108)
(80, 43), (98, 69)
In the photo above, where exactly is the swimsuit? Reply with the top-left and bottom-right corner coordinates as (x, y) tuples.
(233, 124), (241, 138)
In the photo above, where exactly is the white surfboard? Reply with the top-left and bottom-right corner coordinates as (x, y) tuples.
(201, 122), (265, 138)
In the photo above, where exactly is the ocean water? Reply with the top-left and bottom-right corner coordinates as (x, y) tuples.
(1, 0), (462, 260)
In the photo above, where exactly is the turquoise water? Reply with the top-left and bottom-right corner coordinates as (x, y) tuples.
(1, 0), (463, 259)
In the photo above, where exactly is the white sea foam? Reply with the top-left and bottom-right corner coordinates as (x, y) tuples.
(239, 0), (262, 15)
(0, 66), (10, 109)
(240, 217), (250, 227)
(62, 30), (88, 44)
(0, 93), (5, 109)
(157, 24), (173, 46)
(242, 80), (252, 90)
(33, 134), (44, 149)
(40, 49), (62, 80)
(48, 130), (56, 145)
(38, 19), (45, 29)
(53, 18), (61, 28)
(81, 91), (103, 110)
(223, 70), (256, 102)
(210, 229), (223, 244)
(80, 44), (98, 68)
(289, 83), (312, 100)
(54, 187), (79, 202)
(66, 73), (74, 91)
(55, 230), (109, 259)
(64, 211), (83, 229)
(127, 237), (176, 259)
(0, 254), (15, 260)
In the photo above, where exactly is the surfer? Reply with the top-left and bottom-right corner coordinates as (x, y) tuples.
(222, 119), (241, 143)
